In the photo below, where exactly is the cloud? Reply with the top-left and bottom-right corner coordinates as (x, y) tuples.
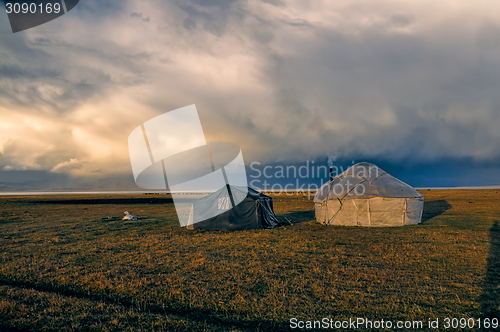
(0, 0), (499, 184)
(51, 158), (80, 172)
(130, 12), (150, 22)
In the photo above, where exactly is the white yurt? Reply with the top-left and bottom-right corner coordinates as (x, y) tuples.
(314, 162), (424, 226)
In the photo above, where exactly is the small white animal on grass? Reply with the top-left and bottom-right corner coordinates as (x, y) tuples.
(122, 211), (138, 221)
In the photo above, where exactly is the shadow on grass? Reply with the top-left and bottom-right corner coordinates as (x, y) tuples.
(480, 221), (500, 324)
(277, 210), (315, 224)
(0, 278), (289, 331)
(421, 200), (452, 222)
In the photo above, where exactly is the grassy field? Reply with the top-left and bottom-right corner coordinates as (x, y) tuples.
(0, 190), (499, 331)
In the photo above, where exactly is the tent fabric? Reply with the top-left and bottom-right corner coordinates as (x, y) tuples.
(314, 162), (424, 226)
(187, 185), (281, 230)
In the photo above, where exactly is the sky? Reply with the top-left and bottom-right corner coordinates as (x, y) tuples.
(0, 0), (500, 190)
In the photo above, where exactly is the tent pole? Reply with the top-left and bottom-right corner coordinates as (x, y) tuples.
(402, 199), (407, 225)
(220, 167), (236, 209)
(367, 199), (371, 227)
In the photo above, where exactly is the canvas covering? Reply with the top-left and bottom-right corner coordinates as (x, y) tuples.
(314, 163), (424, 226)
(187, 185), (281, 230)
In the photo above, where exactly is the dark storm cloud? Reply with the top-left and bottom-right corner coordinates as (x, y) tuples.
(241, 10), (500, 163)
(177, 0), (244, 36)
(0, 0), (499, 187)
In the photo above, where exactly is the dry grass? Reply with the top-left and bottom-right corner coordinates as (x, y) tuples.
(0, 190), (499, 331)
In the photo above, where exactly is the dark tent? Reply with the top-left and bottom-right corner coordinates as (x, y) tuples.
(186, 185), (281, 230)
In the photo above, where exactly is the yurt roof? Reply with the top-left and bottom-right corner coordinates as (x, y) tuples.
(314, 162), (423, 201)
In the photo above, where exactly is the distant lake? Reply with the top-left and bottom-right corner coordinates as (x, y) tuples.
(0, 185), (499, 196)
(0, 191), (168, 196)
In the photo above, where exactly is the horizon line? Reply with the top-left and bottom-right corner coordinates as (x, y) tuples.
(0, 185), (499, 196)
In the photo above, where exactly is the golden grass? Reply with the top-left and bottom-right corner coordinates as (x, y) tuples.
(0, 190), (499, 331)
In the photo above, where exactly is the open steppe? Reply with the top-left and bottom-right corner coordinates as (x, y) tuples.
(0, 190), (499, 331)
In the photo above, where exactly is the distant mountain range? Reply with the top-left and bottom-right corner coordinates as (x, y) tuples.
(49, 177), (140, 191)
(0, 171), (139, 192)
